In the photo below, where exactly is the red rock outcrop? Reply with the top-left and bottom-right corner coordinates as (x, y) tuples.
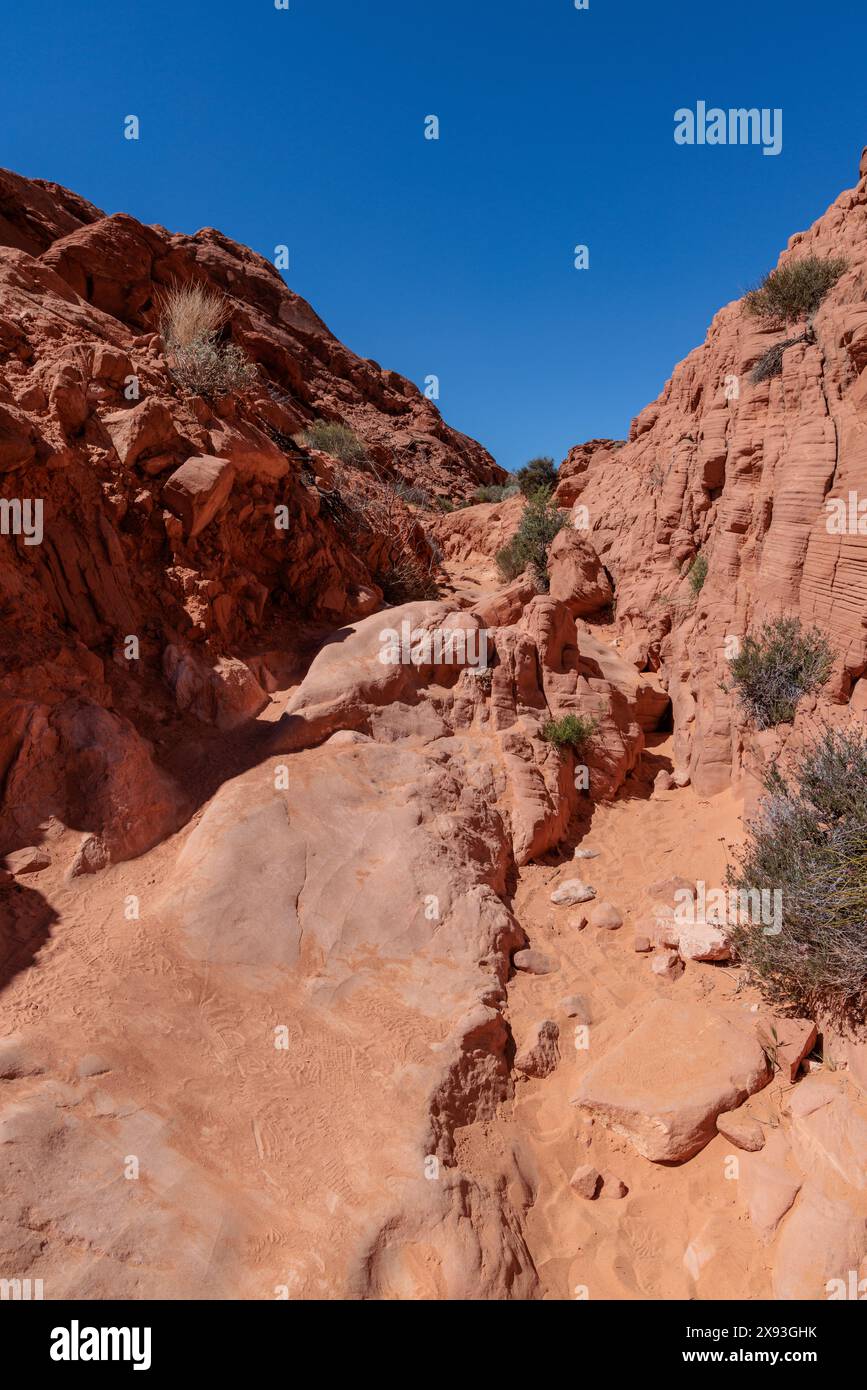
(0, 165), (505, 863)
(557, 150), (867, 795)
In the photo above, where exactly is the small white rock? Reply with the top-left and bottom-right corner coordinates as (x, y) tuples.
(551, 879), (596, 906)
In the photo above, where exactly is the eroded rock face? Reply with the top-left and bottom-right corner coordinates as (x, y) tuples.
(558, 152), (867, 795)
(0, 166), (509, 865)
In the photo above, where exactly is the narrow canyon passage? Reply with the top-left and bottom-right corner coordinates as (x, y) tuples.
(3, 548), (852, 1303)
(3, 152), (867, 1305)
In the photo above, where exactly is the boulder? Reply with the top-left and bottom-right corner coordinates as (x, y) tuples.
(163, 646), (269, 730)
(599, 1172), (628, 1199)
(756, 1017), (818, 1083)
(550, 879), (596, 906)
(572, 999), (772, 1162)
(715, 1107), (766, 1152)
(547, 527), (614, 616)
(651, 948), (683, 981)
(162, 455), (235, 538)
(589, 901), (623, 930)
(513, 949), (558, 976)
(570, 1164), (602, 1200)
(102, 397), (181, 469)
(560, 994), (592, 1023)
(677, 921), (732, 962)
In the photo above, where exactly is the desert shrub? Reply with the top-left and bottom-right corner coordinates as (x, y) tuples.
(393, 482), (432, 508)
(472, 483), (521, 504)
(304, 419), (368, 465)
(540, 713), (598, 751)
(326, 456), (440, 603)
(160, 283), (256, 396)
(160, 282), (227, 346)
(495, 487), (569, 588)
(515, 456), (558, 497)
(728, 726), (867, 1026)
(749, 334), (807, 385)
(687, 552), (708, 595)
(727, 616), (832, 728)
(744, 255), (847, 324)
(169, 338), (257, 396)
(379, 552), (440, 604)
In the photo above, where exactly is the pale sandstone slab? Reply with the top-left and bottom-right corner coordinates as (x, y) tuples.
(572, 1000), (772, 1162)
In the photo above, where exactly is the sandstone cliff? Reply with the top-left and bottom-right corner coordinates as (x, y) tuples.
(555, 150), (867, 797)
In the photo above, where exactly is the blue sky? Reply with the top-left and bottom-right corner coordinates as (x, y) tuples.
(2, 1), (865, 472)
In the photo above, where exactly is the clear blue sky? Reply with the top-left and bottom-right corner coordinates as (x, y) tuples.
(2, 1), (865, 471)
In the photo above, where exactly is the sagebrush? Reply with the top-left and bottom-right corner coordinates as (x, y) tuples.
(495, 487), (569, 588)
(727, 616), (832, 728)
(304, 419), (368, 465)
(728, 726), (867, 1027)
(744, 255), (847, 324)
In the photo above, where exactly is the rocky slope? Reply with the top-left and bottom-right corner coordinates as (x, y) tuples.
(0, 165), (504, 869)
(2, 157), (867, 1302)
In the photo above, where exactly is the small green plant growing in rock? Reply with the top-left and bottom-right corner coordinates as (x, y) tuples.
(727, 616), (832, 728)
(728, 726), (867, 1027)
(304, 419), (368, 465)
(495, 486), (569, 589)
(744, 255), (847, 325)
(687, 552), (708, 595)
(160, 282), (257, 397)
(540, 713), (598, 751)
(515, 456), (558, 497)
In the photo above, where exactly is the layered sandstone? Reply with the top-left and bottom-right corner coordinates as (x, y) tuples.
(555, 153), (867, 795)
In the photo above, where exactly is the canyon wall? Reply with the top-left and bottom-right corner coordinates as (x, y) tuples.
(557, 148), (867, 796)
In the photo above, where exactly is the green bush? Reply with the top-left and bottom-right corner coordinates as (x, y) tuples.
(687, 553), (708, 595)
(727, 617), (832, 729)
(728, 727), (867, 1026)
(304, 419), (368, 465)
(540, 713), (598, 751)
(515, 456), (558, 497)
(495, 487), (569, 588)
(744, 255), (847, 324)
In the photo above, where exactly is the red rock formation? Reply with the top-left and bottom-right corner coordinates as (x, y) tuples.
(0, 166), (504, 861)
(4, 155), (867, 1306)
(558, 150), (867, 794)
